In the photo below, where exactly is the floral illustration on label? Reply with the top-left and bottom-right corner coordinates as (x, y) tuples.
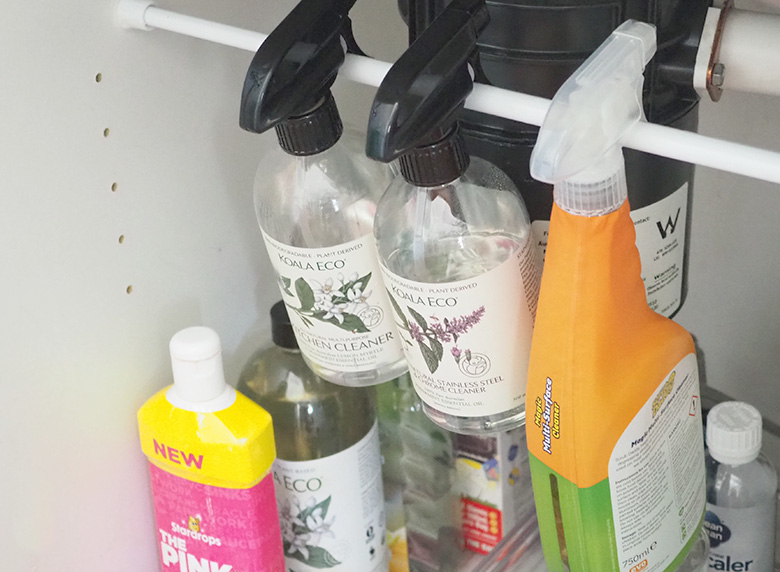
(280, 495), (340, 569)
(277, 271), (382, 335)
(387, 291), (487, 375)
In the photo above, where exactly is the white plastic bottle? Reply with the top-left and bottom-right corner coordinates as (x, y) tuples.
(705, 401), (778, 572)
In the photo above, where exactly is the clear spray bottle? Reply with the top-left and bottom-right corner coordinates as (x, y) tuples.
(239, 0), (406, 387)
(366, 0), (542, 435)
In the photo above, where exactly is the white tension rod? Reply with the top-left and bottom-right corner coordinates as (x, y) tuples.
(116, 0), (780, 185)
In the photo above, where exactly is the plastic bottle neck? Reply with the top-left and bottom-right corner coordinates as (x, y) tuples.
(166, 326), (237, 413)
(554, 148), (628, 217)
(399, 127), (470, 186)
(166, 385), (237, 413)
(274, 92), (343, 156)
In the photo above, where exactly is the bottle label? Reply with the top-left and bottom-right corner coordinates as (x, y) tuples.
(632, 183), (688, 317)
(530, 183), (688, 318)
(705, 504), (775, 572)
(148, 463), (285, 572)
(274, 421), (387, 572)
(608, 353), (706, 572)
(380, 235), (540, 417)
(261, 232), (404, 373)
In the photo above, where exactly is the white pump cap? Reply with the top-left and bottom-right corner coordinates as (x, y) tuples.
(530, 20), (657, 216)
(166, 326), (236, 412)
(706, 401), (763, 465)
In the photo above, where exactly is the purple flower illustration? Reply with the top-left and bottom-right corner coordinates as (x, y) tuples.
(409, 322), (425, 343)
(386, 290), (486, 374)
(430, 307), (485, 344)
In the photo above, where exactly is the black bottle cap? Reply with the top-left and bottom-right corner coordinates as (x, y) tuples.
(274, 92), (344, 156)
(239, 0), (362, 137)
(366, 0), (489, 183)
(399, 127), (470, 186)
(270, 301), (298, 350)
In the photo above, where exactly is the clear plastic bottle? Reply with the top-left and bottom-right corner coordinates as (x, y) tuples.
(704, 401), (777, 572)
(238, 301), (389, 572)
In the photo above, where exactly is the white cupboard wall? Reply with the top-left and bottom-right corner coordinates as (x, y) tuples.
(1, 1), (778, 571)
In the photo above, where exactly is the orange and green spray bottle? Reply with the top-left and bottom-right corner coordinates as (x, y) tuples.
(524, 21), (707, 572)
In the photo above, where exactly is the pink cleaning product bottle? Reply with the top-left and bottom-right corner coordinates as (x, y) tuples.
(138, 326), (286, 572)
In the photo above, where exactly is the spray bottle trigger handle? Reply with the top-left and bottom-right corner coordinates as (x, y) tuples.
(530, 20), (658, 183)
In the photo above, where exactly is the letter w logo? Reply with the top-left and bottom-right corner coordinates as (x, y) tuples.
(656, 208), (681, 239)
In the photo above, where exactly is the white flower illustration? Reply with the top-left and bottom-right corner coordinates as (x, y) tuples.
(345, 285), (372, 314)
(305, 506), (336, 546)
(322, 300), (347, 323)
(312, 278), (337, 303)
(337, 272), (359, 289)
(287, 531), (312, 560)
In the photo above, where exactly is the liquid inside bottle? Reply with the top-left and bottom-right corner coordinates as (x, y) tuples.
(376, 157), (541, 435)
(704, 401), (777, 572)
(254, 117), (407, 387)
(238, 302), (389, 572)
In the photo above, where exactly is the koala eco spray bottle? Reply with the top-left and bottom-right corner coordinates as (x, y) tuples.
(239, 0), (405, 387)
(366, 0), (542, 435)
(525, 22), (708, 572)
(137, 327), (286, 572)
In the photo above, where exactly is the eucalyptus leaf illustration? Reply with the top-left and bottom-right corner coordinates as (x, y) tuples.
(408, 307), (428, 332)
(418, 340), (440, 374)
(431, 337), (444, 362)
(281, 276), (294, 297)
(387, 289), (409, 329)
(295, 278), (316, 312)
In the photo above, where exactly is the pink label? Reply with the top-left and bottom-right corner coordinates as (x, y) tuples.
(149, 463), (286, 572)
